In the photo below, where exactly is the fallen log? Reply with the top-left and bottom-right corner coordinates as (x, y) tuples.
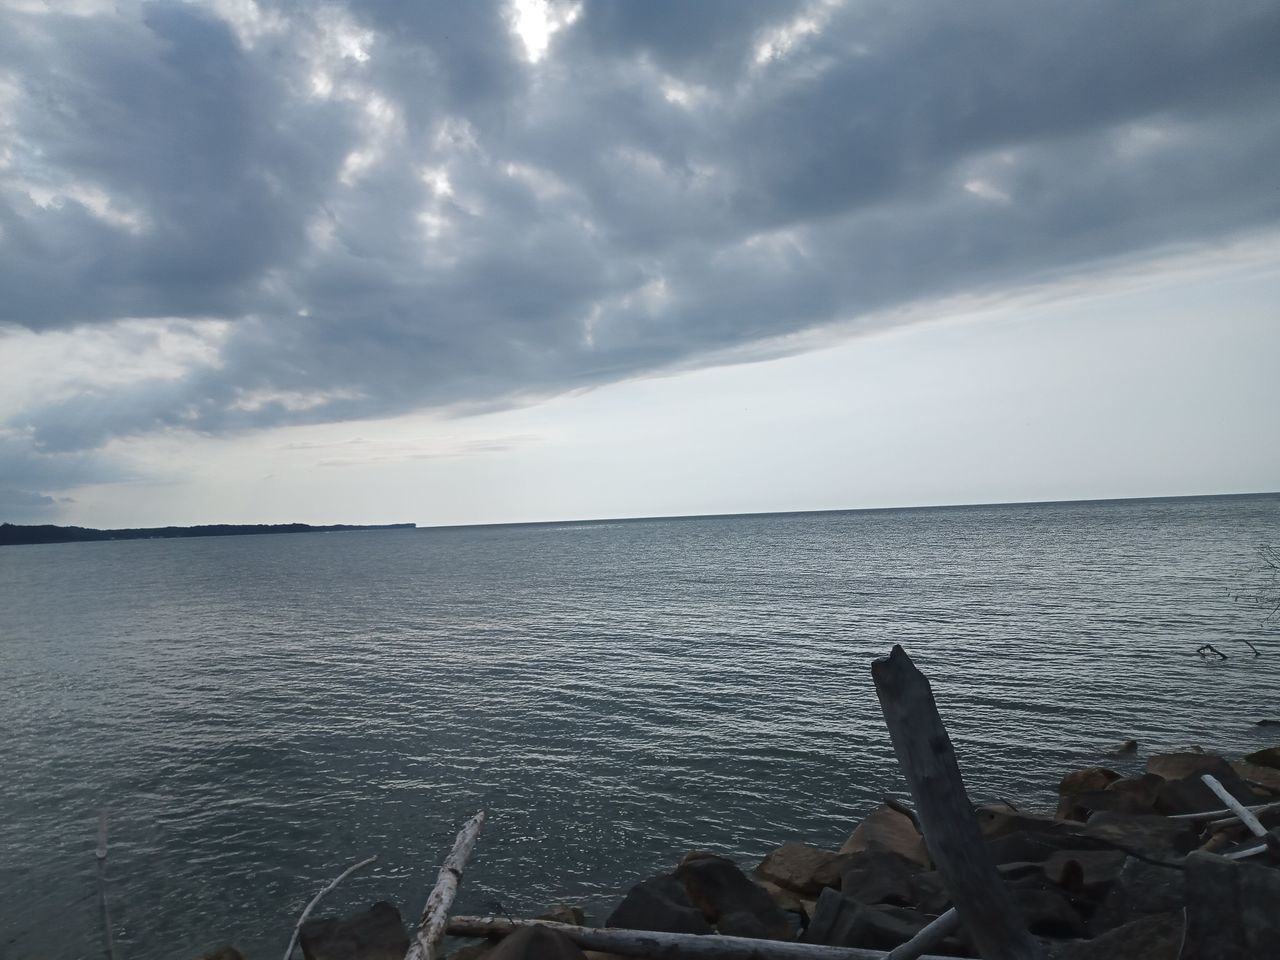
(871, 645), (1042, 960)
(283, 855), (378, 960)
(1170, 799), (1280, 822)
(446, 917), (956, 960)
(1200, 774), (1268, 838)
(406, 810), (486, 960)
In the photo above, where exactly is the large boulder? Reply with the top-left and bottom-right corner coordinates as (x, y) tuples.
(1182, 851), (1280, 959)
(1150, 759), (1262, 814)
(1048, 912), (1184, 960)
(801, 888), (928, 951)
(674, 854), (791, 939)
(299, 901), (410, 960)
(1081, 812), (1198, 857)
(536, 905), (585, 926)
(1042, 849), (1127, 898)
(1008, 887), (1086, 939)
(754, 842), (850, 896)
(485, 926), (588, 960)
(1232, 759), (1280, 795)
(1090, 858), (1186, 934)
(838, 849), (920, 907)
(839, 804), (930, 866)
(605, 876), (712, 935)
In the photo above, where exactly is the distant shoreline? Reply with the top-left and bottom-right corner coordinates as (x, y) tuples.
(0, 522), (416, 547)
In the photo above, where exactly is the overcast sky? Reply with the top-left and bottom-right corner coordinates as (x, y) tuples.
(1, 0), (1278, 526)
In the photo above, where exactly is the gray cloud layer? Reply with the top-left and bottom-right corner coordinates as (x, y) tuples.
(2, 0), (1279, 505)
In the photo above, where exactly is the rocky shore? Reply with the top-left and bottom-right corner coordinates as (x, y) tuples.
(232, 739), (1280, 960)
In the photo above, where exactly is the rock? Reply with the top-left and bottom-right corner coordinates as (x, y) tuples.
(801, 888), (928, 950)
(1109, 740), (1139, 755)
(975, 805), (1070, 840)
(1146, 751), (1228, 781)
(1048, 912), (1183, 960)
(485, 925), (588, 960)
(299, 901), (410, 960)
(838, 849), (920, 907)
(1243, 745), (1280, 770)
(1255, 720), (1280, 728)
(1182, 850), (1280, 959)
(1149, 757), (1262, 814)
(674, 854), (791, 939)
(906, 871), (951, 914)
(839, 803), (930, 867)
(1042, 849), (1127, 897)
(1009, 887), (1087, 939)
(605, 875), (712, 935)
(448, 943), (496, 960)
(1231, 760), (1280, 795)
(985, 829), (1106, 867)
(536, 905), (585, 926)
(1057, 768), (1122, 820)
(1061, 773), (1165, 819)
(754, 842), (850, 895)
(1082, 812), (1198, 856)
(197, 949), (246, 960)
(1090, 858), (1186, 934)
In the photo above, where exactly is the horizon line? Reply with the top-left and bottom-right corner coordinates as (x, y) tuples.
(418, 488), (1280, 533)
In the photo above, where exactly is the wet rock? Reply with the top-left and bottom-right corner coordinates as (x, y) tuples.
(1056, 768), (1121, 820)
(801, 888), (928, 950)
(1242, 745), (1280, 770)
(1048, 912), (1183, 960)
(1109, 740), (1139, 755)
(838, 849), (920, 907)
(1255, 720), (1280, 727)
(839, 803), (930, 867)
(1182, 851), (1280, 959)
(675, 853), (791, 939)
(1090, 858), (1186, 934)
(485, 925), (588, 960)
(1082, 812), (1198, 856)
(1146, 752), (1229, 782)
(536, 905), (585, 926)
(1151, 759), (1262, 815)
(754, 842), (850, 895)
(300, 901), (410, 960)
(975, 805), (1070, 840)
(605, 875), (712, 935)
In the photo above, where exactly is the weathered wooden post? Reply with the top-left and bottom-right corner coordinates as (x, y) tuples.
(871, 645), (1042, 960)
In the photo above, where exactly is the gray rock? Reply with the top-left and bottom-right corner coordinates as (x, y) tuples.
(1082, 812), (1197, 856)
(839, 804), (930, 866)
(838, 849), (920, 907)
(1008, 887), (1086, 939)
(605, 875), (712, 935)
(1047, 912), (1183, 960)
(1090, 858), (1186, 934)
(1182, 850), (1280, 959)
(801, 888), (928, 951)
(536, 905), (585, 926)
(299, 901), (409, 960)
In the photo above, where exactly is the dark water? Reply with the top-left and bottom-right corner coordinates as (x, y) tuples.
(2, 495), (1279, 959)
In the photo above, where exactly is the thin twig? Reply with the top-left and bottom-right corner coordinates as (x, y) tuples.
(282, 855), (378, 960)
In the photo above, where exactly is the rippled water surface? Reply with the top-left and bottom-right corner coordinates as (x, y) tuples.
(3, 495), (1279, 958)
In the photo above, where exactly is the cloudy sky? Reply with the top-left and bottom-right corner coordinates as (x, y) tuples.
(1, 0), (1278, 527)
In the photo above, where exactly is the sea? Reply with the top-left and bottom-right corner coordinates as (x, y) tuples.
(2, 494), (1278, 959)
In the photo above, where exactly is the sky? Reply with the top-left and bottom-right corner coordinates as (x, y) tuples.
(1, 0), (1278, 527)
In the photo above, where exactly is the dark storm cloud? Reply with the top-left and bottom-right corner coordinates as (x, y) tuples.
(2, 0), (1279, 494)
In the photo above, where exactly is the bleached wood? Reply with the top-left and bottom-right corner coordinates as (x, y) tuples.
(406, 810), (486, 960)
(446, 917), (955, 960)
(1199, 774), (1267, 837)
(884, 908), (959, 960)
(871, 644), (1042, 960)
(1170, 799), (1280, 821)
(282, 855), (378, 960)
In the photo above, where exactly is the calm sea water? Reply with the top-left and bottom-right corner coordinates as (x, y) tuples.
(2, 495), (1279, 959)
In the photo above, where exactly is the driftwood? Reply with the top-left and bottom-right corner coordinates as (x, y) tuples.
(405, 810), (486, 960)
(282, 855), (378, 960)
(884, 908), (958, 960)
(1170, 799), (1280, 821)
(96, 811), (117, 960)
(871, 644), (1042, 960)
(446, 917), (956, 960)
(1200, 775), (1268, 838)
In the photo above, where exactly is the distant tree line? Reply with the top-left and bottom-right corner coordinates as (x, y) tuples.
(0, 522), (415, 547)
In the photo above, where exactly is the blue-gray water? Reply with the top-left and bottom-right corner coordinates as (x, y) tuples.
(2, 495), (1279, 959)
